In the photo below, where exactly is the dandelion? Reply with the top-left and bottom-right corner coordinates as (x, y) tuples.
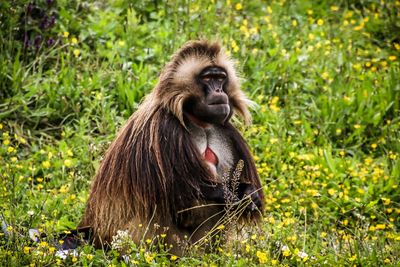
(256, 251), (268, 264)
(317, 19), (324, 25)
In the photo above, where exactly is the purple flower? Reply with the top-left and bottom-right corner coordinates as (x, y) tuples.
(47, 38), (55, 47)
(34, 35), (42, 49)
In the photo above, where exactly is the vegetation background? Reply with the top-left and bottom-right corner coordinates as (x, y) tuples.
(0, 0), (399, 266)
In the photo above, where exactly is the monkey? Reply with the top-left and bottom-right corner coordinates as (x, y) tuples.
(78, 40), (264, 255)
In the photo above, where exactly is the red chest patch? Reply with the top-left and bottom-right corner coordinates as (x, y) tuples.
(203, 147), (219, 165)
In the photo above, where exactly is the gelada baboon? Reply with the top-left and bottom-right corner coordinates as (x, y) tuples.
(79, 40), (264, 255)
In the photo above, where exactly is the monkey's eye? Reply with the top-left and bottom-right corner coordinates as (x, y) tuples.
(202, 76), (211, 82)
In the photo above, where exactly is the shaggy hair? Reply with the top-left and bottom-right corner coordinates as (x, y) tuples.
(79, 40), (264, 251)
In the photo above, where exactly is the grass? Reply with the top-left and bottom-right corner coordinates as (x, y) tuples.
(0, 0), (399, 266)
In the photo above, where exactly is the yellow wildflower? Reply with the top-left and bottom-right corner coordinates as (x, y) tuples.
(331, 5), (339, 11)
(73, 49), (80, 57)
(64, 159), (72, 167)
(235, 3), (242, 10)
(256, 251), (268, 264)
(63, 31), (69, 38)
(23, 246), (30, 254)
(42, 161), (51, 169)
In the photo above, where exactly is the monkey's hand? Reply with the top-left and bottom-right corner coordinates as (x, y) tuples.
(237, 183), (263, 214)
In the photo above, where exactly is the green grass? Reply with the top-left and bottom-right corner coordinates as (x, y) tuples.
(1, 0), (399, 266)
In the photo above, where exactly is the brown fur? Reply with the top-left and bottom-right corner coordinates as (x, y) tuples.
(79, 40), (264, 254)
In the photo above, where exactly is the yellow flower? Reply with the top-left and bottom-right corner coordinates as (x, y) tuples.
(376, 224), (386, 230)
(42, 161), (51, 169)
(170, 255), (178, 261)
(235, 3), (242, 10)
(64, 159), (72, 167)
(371, 143), (377, 149)
(7, 146), (15, 153)
(320, 232), (327, 238)
(73, 49), (80, 57)
(146, 238), (152, 244)
(308, 33), (315, 40)
(160, 233), (166, 238)
(328, 188), (336, 196)
(389, 55), (397, 61)
(330, 5), (339, 11)
(71, 37), (78, 44)
(382, 197), (391, 205)
(292, 20), (298, 26)
(40, 241), (48, 247)
(256, 251), (268, 264)
(349, 254), (357, 261)
(23, 246), (30, 254)
(118, 40), (125, 47)
(317, 19), (324, 25)
(48, 246), (56, 253)
(86, 254), (93, 260)
(282, 249), (291, 257)
(72, 257), (77, 262)
(63, 31), (69, 38)
(353, 124), (361, 129)
(0, 123), (2, 129)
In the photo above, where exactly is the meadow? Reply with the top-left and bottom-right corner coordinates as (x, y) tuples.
(0, 0), (399, 266)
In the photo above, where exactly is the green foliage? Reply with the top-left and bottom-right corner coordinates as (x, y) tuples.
(0, 0), (399, 266)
